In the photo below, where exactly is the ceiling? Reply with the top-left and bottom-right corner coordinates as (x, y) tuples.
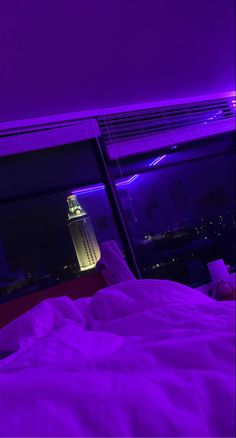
(0, 0), (235, 122)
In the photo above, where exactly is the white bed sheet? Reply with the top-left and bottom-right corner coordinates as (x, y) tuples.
(0, 279), (235, 437)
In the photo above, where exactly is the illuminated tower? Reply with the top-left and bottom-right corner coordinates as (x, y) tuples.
(67, 195), (101, 271)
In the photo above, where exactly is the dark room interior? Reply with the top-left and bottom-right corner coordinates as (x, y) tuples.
(0, 1), (235, 437)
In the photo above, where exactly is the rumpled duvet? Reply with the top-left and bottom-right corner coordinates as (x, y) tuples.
(0, 279), (235, 437)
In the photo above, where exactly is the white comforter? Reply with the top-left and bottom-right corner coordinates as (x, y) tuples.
(0, 280), (235, 437)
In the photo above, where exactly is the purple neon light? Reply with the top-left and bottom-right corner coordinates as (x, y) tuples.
(149, 155), (167, 166)
(71, 175), (140, 195)
(72, 183), (105, 195)
(203, 109), (224, 125)
(2, 92), (234, 134)
(72, 155), (167, 195)
(117, 174), (140, 186)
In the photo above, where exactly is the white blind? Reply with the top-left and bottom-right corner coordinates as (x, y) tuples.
(0, 118), (100, 157)
(98, 96), (236, 160)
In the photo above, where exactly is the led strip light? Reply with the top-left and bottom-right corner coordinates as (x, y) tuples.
(72, 155), (167, 195)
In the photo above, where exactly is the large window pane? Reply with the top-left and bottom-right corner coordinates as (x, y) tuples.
(0, 140), (122, 301)
(111, 133), (236, 287)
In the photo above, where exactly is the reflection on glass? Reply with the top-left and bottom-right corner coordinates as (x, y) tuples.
(114, 135), (236, 287)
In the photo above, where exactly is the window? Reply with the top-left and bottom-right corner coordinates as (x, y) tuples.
(0, 132), (235, 301)
(109, 133), (236, 286)
(0, 140), (122, 301)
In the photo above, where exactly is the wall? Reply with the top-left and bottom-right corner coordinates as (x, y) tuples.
(0, 0), (235, 122)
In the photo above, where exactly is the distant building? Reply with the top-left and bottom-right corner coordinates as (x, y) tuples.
(67, 195), (101, 271)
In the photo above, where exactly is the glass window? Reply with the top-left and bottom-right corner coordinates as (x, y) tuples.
(110, 133), (236, 287)
(1, 133), (235, 302)
(0, 140), (122, 302)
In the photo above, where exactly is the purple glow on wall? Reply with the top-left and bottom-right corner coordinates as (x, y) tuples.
(0, 1), (235, 122)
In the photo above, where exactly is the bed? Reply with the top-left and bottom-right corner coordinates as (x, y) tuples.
(0, 279), (235, 437)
